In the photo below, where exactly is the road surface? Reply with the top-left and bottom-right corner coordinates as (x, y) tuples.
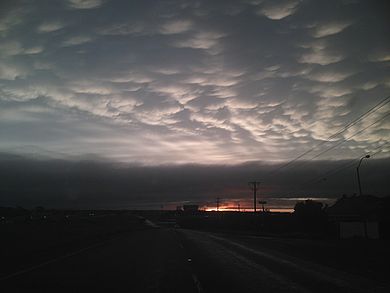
(1, 226), (388, 292)
(178, 229), (389, 293)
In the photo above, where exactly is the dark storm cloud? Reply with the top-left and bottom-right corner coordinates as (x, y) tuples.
(0, 0), (389, 164)
(0, 154), (389, 209)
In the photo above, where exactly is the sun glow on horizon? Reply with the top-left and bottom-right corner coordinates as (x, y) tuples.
(203, 205), (294, 213)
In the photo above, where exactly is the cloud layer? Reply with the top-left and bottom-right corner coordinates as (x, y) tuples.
(1, 154), (389, 208)
(0, 0), (389, 165)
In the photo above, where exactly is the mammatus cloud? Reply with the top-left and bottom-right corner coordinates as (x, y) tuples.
(0, 0), (389, 166)
(160, 20), (193, 35)
(299, 50), (344, 65)
(62, 35), (93, 46)
(0, 62), (26, 80)
(311, 21), (352, 38)
(368, 50), (390, 62)
(23, 46), (44, 54)
(37, 21), (65, 33)
(67, 0), (103, 9)
(304, 70), (355, 83)
(98, 23), (145, 36)
(257, 0), (301, 20)
(0, 7), (28, 37)
(173, 31), (226, 55)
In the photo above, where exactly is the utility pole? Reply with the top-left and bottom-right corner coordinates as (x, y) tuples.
(237, 202), (240, 212)
(216, 197), (220, 211)
(248, 181), (260, 213)
(357, 155), (370, 196)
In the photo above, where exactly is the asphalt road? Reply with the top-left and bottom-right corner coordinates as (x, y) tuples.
(1, 227), (198, 293)
(178, 229), (390, 293)
(1, 226), (389, 293)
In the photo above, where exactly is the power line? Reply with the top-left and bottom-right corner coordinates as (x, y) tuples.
(369, 143), (390, 157)
(299, 141), (390, 188)
(326, 96), (390, 141)
(265, 95), (390, 177)
(306, 113), (389, 161)
(296, 115), (389, 189)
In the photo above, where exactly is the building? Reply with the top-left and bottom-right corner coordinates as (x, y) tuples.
(327, 195), (385, 239)
(183, 205), (199, 213)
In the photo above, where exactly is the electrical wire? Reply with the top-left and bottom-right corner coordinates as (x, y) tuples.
(299, 141), (390, 188)
(265, 95), (390, 178)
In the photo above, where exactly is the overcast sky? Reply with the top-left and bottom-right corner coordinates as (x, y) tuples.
(0, 0), (389, 208)
(1, 0), (389, 164)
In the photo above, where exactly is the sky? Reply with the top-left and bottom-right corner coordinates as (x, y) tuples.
(0, 0), (389, 209)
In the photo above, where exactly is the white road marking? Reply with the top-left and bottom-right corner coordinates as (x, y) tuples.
(191, 273), (204, 293)
(144, 219), (159, 228)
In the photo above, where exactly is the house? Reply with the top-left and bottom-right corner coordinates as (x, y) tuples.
(327, 195), (384, 239)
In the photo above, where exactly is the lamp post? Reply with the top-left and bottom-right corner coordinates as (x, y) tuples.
(357, 155), (370, 196)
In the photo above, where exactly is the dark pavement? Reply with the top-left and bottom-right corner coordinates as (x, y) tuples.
(1, 227), (197, 293)
(178, 229), (390, 293)
(1, 225), (389, 293)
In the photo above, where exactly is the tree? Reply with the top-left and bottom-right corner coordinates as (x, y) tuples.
(294, 200), (327, 236)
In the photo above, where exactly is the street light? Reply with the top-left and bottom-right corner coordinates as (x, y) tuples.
(357, 155), (370, 196)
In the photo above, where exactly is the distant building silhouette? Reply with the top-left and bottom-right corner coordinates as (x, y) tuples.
(183, 205), (199, 213)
